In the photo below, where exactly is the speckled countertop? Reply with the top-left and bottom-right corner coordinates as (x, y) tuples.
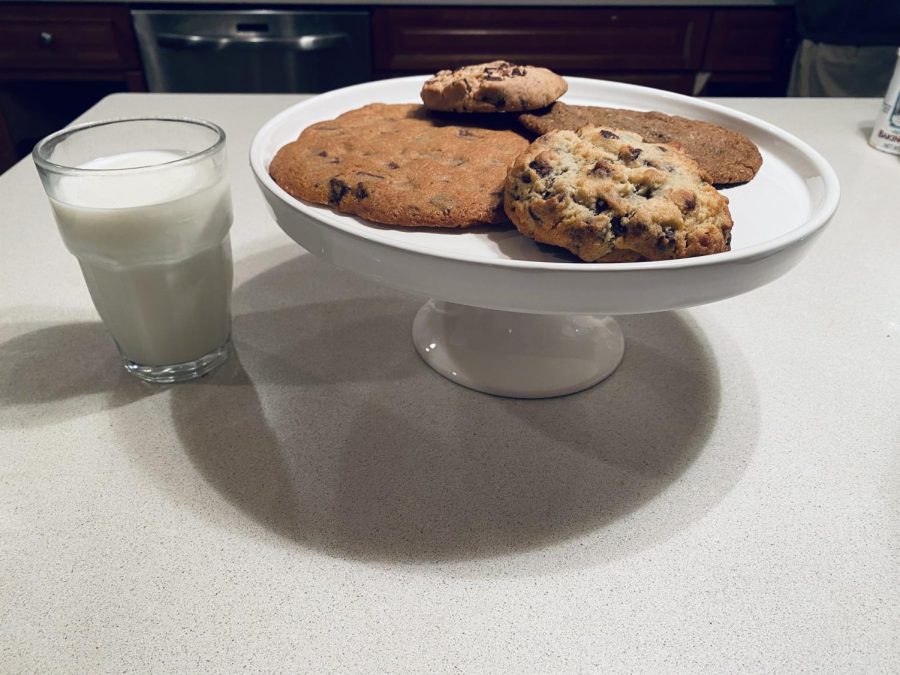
(1, 92), (897, 672)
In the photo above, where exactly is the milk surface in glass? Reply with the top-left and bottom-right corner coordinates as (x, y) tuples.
(50, 150), (233, 366)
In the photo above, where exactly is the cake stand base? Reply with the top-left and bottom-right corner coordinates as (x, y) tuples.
(412, 300), (625, 399)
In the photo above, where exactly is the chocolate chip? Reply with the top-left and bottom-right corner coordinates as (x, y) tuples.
(387, 161), (400, 170)
(594, 198), (608, 214)
(626, 147), (642, 162)
(511, 66), (527, 77)
(528, 159), (552, 178)
(355, 182), (369, 200)
(521, 174), (532, 184)
(591, 160), (612, 176)
(657, 145), (669, 152)
(657, 226), (677, 251)
(528, 206), (542, 223)
(610, 215), (626, 237)
(317, 150), (328, 157)
(635, 184), (654, 198)
(328, 178), (350, 204)
(476, 91), (506, 107)
(683, 195), (696, 211)
(600, 130), (619, 140)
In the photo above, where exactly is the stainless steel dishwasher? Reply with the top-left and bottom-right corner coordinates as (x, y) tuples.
(132, 9), (371, 93)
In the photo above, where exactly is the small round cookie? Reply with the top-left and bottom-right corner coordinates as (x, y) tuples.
(421, 61), (567, 113)
(504, 127), (733, 262)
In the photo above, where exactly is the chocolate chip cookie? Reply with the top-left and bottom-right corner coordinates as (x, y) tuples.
(421, 61), (568, 113)
(504, 127), (734, 262)
(269, 103), (530, 228)
(519, 102), (762, 185)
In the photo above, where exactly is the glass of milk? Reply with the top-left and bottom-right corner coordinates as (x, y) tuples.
(33, 117), (234, 383)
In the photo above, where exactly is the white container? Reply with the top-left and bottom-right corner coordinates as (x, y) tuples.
(869, 47), (900, 155)
(34, 118), (234, 383)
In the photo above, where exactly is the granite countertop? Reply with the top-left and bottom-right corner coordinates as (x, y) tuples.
(0, 92), (896, 671)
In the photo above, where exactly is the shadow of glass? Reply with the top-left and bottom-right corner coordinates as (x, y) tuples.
(149, 253), (758, 572)
(0, 320), (159, 428)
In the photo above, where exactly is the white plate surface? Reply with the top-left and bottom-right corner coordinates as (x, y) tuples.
(250, 76), (839, 315)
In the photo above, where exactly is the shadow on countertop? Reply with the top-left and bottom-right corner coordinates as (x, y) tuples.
(0, 247), (760, 572)
(164, 249), (759, 571)
(0, 319), (162, 428)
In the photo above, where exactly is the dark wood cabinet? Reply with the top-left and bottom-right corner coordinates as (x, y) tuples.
(0, 3), (146, 174)
(373, 8), (710, 75)
(701, 8), (796, 95)
(372, 5), (796, 97)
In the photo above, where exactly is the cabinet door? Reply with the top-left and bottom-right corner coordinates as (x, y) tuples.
(699, 8), (796, 95)
(373, 8), (710, 75)
(702, 8), (795, 73)
(0, 3), (140, 72)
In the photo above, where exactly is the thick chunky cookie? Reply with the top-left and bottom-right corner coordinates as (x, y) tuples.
(504, 127), (733, 262)
(421, 61), (568, 113)
(269, 103), (530, 228)
(519, 102), (762, 185)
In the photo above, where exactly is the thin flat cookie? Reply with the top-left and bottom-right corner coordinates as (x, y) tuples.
(269, 103), (530, 228)
(519, 102), (762, 185)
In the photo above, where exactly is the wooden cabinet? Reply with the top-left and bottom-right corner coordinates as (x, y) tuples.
(701, 8), (796, 95)
(0, 3), (146, 174)
(372, 6), (796, 97)
(373, 8), (710, 75)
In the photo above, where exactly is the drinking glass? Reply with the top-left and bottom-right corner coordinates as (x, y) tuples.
(33, 117), (234, 383)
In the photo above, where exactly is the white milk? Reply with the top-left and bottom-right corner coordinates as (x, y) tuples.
(50, 150), (233, 366)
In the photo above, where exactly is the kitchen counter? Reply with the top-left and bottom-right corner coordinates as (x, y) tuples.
(1, 93), (897, 672)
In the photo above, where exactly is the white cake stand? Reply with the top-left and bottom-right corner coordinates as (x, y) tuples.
(250, 76), (840, 398)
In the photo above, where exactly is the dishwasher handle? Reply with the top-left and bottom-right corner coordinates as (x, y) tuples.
(156, 32), (349, 52)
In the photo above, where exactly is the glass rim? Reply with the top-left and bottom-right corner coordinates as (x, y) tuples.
(32, 116), (227, 176)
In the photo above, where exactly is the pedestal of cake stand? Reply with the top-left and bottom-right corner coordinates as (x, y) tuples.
(412, 300), (625, 399)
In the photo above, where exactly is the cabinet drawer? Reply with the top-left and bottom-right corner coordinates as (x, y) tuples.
(702, 8), (795, 73)
(0, 4), (140, 72)
(373, 8), (710, 74)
